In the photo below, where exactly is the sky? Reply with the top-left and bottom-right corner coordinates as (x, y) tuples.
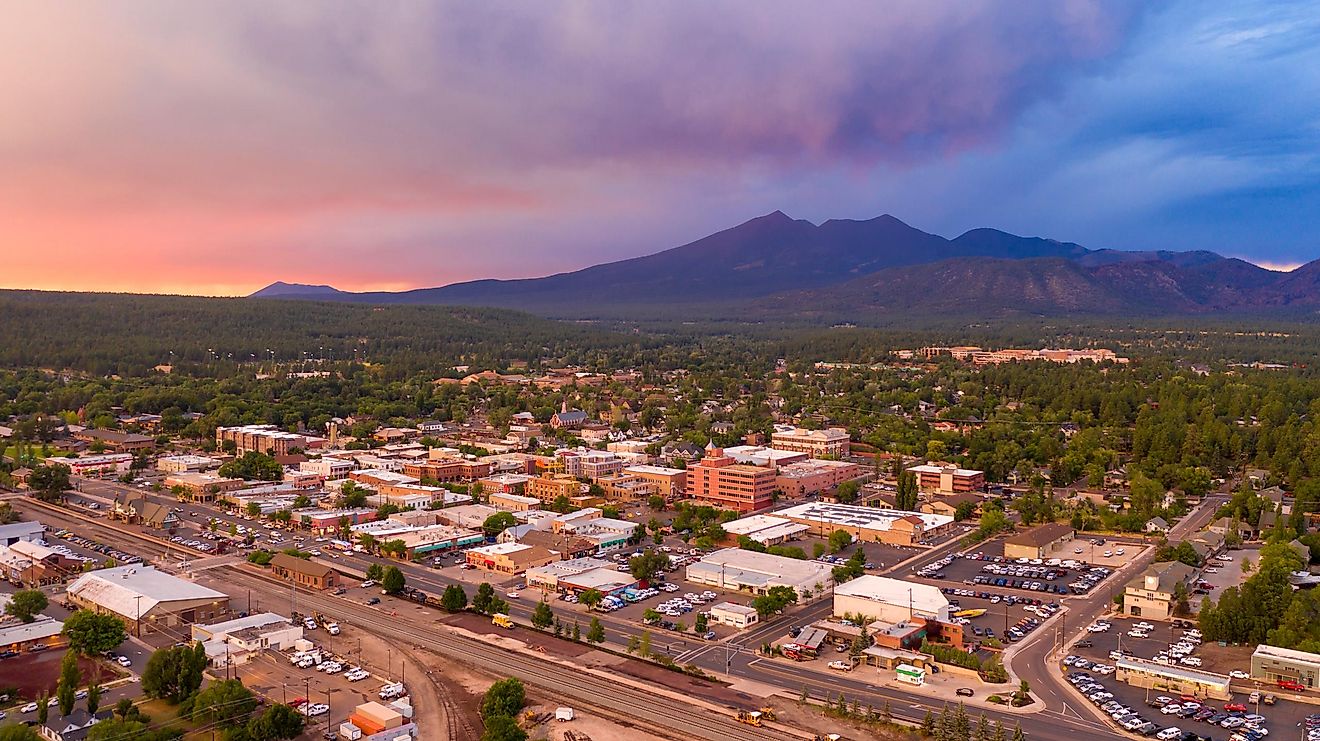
(3, 0), (1319, 295)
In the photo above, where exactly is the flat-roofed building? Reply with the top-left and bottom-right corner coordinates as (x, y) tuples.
(686, 548), (833, 600)
(775, 459), (863, 498)
(0, 612), (64, 652)
(216, 424), (324, 455)
(300, 457), (354, 481)
(907, 464), (985, 494)
(191, 613), (303, 668)
(596, 473), (658, 503)
(770, 425), (850, 458)
(709, 602), (759, 629)
(157, 455), (221, 473)
(73, 428), (156, 452)
(67, 565), (229, 634)
(1251, 645), (1320, 689)
(164, 472), (244, 503)
(479, 473), (534, 495)
(720, 514), (810, 546)
(622, 465), (687, 500)
(402, 458), (491, 482)
(1116, 656), (1231, 700)
(720, 445), (808, 467)
(490, 492), (541, 512)
(435, 504), (500, 530)
(526, 474), (587, 504)
(57, 453), (134, 476)
(686, 445), (777, 513)
(833, 575), (952, 623)
(525, 557), (636, 595)
(466, 542), (559, 574)
(775, 502), (954, 547)
(0, 521), (44, 546)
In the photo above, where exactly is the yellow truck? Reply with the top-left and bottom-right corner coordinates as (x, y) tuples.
(492, 613), (514, 629)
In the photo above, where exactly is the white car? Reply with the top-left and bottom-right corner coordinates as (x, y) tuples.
(116, 655), (133, 667)
(1160, 704), (1182, 715)
(1156, 728), (1182, 741)
(1180, 658), (1203, 667)
(361, 580), (376, 588)
(827, 660), (853, 671)
(326, 622), (341, 635)
(506, 591), (520, 599)
(301, 703), (329, 717)
(19, 703), (37, 714)
(345, 669), (370, 681)
(1230, 670), (1250, 679)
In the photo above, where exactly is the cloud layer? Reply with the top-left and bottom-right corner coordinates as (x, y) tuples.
(2, 1), (1316, 294)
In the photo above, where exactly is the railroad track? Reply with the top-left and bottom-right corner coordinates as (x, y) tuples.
(219, 566), (798, 741)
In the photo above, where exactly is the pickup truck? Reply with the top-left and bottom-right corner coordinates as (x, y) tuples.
(827, 660), (853, 672)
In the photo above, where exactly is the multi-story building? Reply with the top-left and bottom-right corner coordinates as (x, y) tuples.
(156, 455), (221, 473)
(906, 464), (985, 494)
(685, 444), (777, 513)
(402, 458), (491, 482)
(215, 425), (323, 456)
(774, 459), (862, 498)
(770, 425), (851, 458)
(622, 465), (687, 500)
(300, 457), (354, 481)
(1123, 561), (1196, 621)
(73, 429), (156, 453)
(526, 474), (588, 503)
(596, 473), (659, 502)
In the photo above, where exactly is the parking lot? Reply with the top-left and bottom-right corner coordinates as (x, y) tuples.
(1190, 548), (1255, 613)
(1065, 614), (1313, 739)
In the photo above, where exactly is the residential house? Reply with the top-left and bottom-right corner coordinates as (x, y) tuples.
(1144, 517), (1170, 535)
(38, 709), (111, 741)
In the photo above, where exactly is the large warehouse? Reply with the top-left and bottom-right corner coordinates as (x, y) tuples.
(686, 548), (834, 600)
(832, 575), (952, 623)
(67, 565), (230, 634)
(774, 502), (955, 546)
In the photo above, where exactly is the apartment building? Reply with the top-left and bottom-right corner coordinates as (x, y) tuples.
(526, 474), (588, 503)
(770, 425), (851, 458)
(686, 444), (776, 513)
(774, 459), (862, 498)
(215, 424), (323, 456)
(402, 458), (491, 482)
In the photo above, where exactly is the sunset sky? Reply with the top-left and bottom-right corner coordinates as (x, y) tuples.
(3, 1), (1319, 295)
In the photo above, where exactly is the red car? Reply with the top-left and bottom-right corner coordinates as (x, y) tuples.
(288, 698), (307, 707)
(1223, 702), (1247, 712)
(1277, 679), (1306, 691)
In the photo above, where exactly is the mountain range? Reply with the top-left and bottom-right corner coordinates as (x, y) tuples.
(251, 212), (1320, 320)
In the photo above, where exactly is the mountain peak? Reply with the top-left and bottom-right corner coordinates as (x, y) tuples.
(250, 281), (346, 298)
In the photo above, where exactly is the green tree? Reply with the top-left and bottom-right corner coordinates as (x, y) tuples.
(86, 680), (101, 716)
(482, 512), (517, 538)
(480, 713), (528, 741)
(366, 562), (384, 581)
(578, 588), (604, 610)
(628, 549), (670, 582)
(57, 649), (80, 717)
(246, 704), (305, 740)
(218, 452), (282, 481)
(473, 583), (496, 614)
(587, 617), (605, 644)
(835, 480), (861, 504)
(440, 584), (468, 612)
(28, 462), (71, 500)
(340, 482), (369, 508)
(0, 725), (41, 741)
(638, 630), (652, 657)
(191, 679), (257, 725)
(479, 677), (526, 720)
(695, 612), (708, 633)
(896, 470), (919, 511)
(381, 565), (406, 594)
(61, 610), (127, 655)
(5, 589), (48, 623)
(36, 691), (49, 726)
(828, 529), (853, 553)
(142, 643), (207, 703)
(531, 600), (554, 630)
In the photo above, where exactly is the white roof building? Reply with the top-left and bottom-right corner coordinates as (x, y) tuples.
(67, 565), (229, 631)
(0, 521), (45, 546)
(686, 548), (833, 600)
(832, 575), (951, 623)
(720, 514), (810, 545)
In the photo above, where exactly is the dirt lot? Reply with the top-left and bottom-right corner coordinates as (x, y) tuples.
(0, 649), (112, 702)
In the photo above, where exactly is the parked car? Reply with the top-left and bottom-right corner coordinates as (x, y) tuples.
(956, 688), (974, 697)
